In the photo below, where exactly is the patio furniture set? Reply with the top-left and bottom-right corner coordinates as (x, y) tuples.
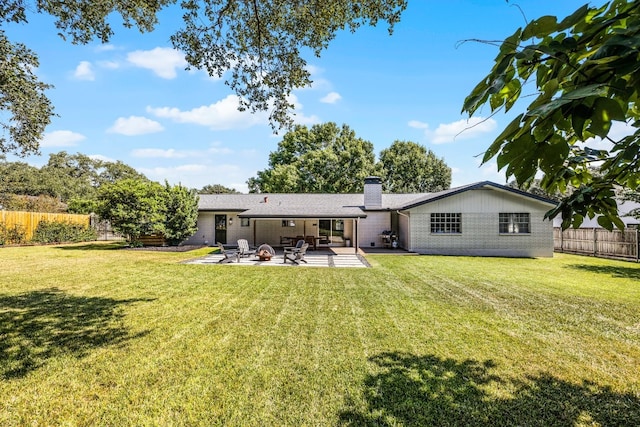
(217, 239), (309, 265)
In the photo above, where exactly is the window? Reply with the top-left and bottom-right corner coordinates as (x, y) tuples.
(241, 218), (250, 227)
(430, 213), (461, 234)
(282, 220), (296, 227)
(499, 213), (530, 234)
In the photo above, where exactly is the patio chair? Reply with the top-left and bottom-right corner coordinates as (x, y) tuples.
(283, 242), (309, 265)
(283, 239), (305, 254)
(216, 242), (239, 263)
(237, 239), (256, 258)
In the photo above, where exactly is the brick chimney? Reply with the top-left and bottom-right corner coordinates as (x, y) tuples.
(364, 176), (382, 209)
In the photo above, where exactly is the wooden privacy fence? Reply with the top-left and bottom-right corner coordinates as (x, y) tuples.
(554, 227), (640, 261)
(0, 210), (90, 242)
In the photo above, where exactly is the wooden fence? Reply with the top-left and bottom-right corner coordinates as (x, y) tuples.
(0, 210), (90, 242)
(554, 227), (640, 261)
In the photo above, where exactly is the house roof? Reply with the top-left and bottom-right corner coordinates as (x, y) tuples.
(400, 181), (558, 210)
(197, 181), (557, 218)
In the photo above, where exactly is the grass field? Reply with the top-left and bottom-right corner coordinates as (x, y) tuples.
(1, 243), (639, 425)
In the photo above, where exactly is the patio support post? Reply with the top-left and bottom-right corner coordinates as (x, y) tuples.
(354, 218), (359, 254)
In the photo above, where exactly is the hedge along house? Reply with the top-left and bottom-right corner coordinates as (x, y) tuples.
(185, 177), (557, 257)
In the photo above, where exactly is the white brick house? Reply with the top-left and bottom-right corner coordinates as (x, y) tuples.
(185, 177), (557, 257)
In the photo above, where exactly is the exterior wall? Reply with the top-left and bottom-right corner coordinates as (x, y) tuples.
(186, 215), (354, 248)
(184, 212), (214, 245)
(358, 211), (392, 248)
(407, 189), (554, 257)
(183, 212), (254, 246)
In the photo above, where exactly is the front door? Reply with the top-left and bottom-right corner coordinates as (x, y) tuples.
(215, 214), (227, 244)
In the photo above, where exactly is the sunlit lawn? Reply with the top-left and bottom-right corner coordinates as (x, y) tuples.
(1, 243), (639, 425)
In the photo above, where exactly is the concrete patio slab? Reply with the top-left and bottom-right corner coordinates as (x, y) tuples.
(184, 251), (369, 268)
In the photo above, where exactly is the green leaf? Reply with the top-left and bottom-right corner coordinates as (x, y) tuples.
(482, 114), (523, 162)
(557, 4), (590, 31)
(597, 215), (613, 230)
(522, 16), (558, 40)
(501, 79), (522, 112)
(571, 103), (592, 139)
(527, 84), (607, 119)
(588, 97), (625, 138)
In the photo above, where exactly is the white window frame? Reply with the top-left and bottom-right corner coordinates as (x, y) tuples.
(499, 213), (530, 234)
(430, 213), (461, 234)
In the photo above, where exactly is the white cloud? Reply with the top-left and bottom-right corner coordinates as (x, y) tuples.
(73, 61), (95, 81)
(287, 93), (320, 125)
(303, 64), (331, 91)
(98, 60), (120, 70)
(408, 120), (429, 130)
(132, 143), (234, 160)
(88, 154), (116, 162)
(131, 148), (189, 159)
(40, 130), (86, 147)
(320, 92), (342, 104)
(147, 95), (268, 130)
(94, 44), (116, 52)
(430, 117), (497, 144)
(127, 47), (187, 79)
(107, 116), (164, 136)
(139, 163), (250, 193)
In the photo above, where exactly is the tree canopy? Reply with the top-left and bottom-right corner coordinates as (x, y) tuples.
(198, 184), (240, 194)
(1, 0), (407, 156)
(96, 179), (199, 244)
(463, 0), (640, 230)
(248, 122), (380, 193)
(379, 140), (451, 192)
(248, 123), (451, 194)
(0, 151), (147, 212)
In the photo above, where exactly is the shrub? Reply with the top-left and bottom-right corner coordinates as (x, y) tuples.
(31, 220), (98, 244)
(0, 222), (27, 245)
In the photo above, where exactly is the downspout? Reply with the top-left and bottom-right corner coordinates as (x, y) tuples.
(396, 210), (410, 251)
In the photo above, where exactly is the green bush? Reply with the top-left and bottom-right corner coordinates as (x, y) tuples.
(31, 220), (98, 244)
(0, 222), (27, 245)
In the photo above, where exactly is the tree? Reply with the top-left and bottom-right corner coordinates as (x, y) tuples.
(163, 182), (199, 245)
(1, 1), (407, 156)
(0, 151), (148, 212)
(462, 0), (640, 230)
(0, 31), (54, 156)
(96, 179), (165, 242)
(248, 122), (380, 193)
(96, 178), (199, 245)
(379, 140), (451, 192)
(0, 157), (45, 196)
(198, 184), (240, 194)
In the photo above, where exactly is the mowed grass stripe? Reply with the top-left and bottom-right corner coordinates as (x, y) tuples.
(1, 243), (639, 425)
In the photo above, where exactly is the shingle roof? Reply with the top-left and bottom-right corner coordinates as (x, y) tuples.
(400, 181), (558, 210)
(197, 182), (556, 218)
(197, 193), (419, 218)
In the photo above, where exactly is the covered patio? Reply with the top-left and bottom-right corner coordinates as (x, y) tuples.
(184, 247), (369, 268)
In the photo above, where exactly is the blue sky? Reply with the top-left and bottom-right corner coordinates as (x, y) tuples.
(5, 0), (591, 193)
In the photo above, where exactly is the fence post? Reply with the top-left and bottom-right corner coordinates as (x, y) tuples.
(560, 228), (564, 253)
(593, 227), (597, 256)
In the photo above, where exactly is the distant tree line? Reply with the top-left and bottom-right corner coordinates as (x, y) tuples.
(0, 152), (147, 213)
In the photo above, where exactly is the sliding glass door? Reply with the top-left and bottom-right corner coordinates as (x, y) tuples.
(318, 219), (344, 245)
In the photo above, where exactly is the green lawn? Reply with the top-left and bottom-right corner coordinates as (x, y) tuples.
(1, 243), (639, 426)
